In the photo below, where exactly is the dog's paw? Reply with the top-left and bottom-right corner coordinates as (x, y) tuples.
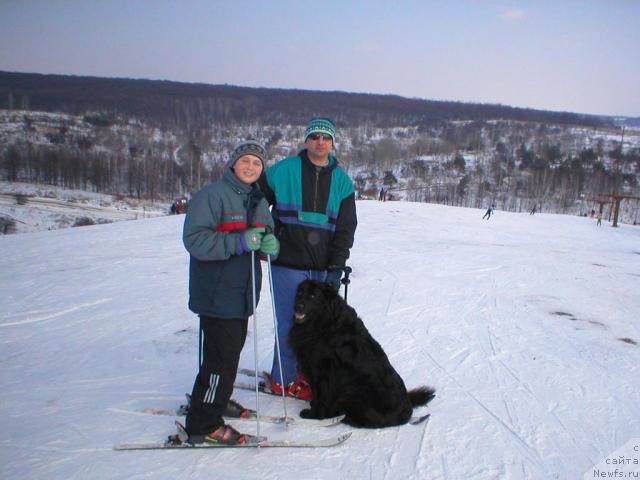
(299, 408), (314, 419)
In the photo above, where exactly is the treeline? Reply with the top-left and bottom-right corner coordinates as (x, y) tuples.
(1, 72), (638, 221)
(0, 71), (612, 131)
(2, 130), (226, 200)
(2, 110), (638, 214)
(392, 142), (639, 216)
(345, 120), (640, 220)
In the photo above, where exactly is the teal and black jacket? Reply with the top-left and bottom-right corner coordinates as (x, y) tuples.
(258, 149), (357, 271)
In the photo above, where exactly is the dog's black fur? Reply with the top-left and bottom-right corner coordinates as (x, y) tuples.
(288, 279), (436, 428)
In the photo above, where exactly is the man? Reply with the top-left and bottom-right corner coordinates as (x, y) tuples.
(258, 118), (358, 400)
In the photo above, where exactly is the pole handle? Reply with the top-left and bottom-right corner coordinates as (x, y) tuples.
(340, 265), (352, 286)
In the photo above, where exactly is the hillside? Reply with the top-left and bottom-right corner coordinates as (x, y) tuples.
(0, 181), (168, 234)
(1, 200), (639, 479)
(0, 71), (614, 129)
(1, 71), (639, 229)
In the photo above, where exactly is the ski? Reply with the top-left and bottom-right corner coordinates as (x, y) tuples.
(115, 421), (352, 450)
(409, 413), (431, 426)
(131, 393), (343, 427)
(133, 406), (345, 427)
(115, 433), (352, 450)
(234, 380), (283, 397)
(235, 368), (299, 397)
(235, 368), (283, 397)
(237, 368), (432, 426)
(237, 367), (265, 379)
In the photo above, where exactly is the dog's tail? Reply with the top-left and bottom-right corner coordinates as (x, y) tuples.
(408, 386), (436, 407)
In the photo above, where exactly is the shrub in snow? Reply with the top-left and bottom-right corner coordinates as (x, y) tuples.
(72, 216), (96, 227)
(0, 216), (16, 234)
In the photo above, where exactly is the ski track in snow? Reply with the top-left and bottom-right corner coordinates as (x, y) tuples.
(424, 350), (547, 476)
(1, 201), (639, 479)
(0, 298), (112, 327)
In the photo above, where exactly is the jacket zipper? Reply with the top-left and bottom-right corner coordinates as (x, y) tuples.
(314, 168), (320, 212)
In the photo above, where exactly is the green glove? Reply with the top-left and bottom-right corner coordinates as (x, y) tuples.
(240, 227), (265, 252)
(260, 233), (279, 256)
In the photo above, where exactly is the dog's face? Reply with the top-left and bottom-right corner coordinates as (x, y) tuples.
(293, 279), (338, 325)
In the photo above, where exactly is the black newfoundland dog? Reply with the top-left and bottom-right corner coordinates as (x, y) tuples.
(288, 279), (436, 428)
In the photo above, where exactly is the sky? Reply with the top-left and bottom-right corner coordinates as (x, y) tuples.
(0, 0), (639, 117)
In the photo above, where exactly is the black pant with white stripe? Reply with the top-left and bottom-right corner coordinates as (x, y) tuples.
(185, 315), (248, 436)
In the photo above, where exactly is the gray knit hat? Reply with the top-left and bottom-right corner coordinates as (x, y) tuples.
(230, 140), (267, 167)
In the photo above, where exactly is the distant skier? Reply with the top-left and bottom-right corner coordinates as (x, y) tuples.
(483, 206), (493, 220)
(530, 205), (537, 215)
(597, 212), (602, 226)
(379, 187), (386, 202)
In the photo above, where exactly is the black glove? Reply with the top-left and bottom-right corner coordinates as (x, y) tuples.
(325, 266), (343, 292)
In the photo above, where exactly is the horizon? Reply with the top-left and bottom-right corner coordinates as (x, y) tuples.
(1, 69), (635, 121)
(1, 1), (639, 118)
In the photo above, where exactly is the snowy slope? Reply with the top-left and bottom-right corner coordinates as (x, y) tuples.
(1, 201), (639, 479)
(0, 181), (168, 234)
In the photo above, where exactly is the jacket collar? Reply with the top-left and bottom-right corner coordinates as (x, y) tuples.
(223, 166), (255, 193)
(299, 149), (337, 172)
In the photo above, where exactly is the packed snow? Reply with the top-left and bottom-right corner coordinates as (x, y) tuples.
(0, 181), (168, 234)
(1, 200), (639, 479)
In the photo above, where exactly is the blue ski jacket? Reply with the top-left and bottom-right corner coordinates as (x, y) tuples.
(183, 162), (274, 318)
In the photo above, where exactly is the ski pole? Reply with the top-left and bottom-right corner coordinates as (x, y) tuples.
(198, 324), (202, 368)
(250, 250), (261, 438)
(265, 231), (289, 427)
(341, 266), (352, 303)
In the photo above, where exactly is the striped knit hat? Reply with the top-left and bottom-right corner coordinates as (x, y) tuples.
(304, 118), (336, 142)
(230, 140), (267, 167)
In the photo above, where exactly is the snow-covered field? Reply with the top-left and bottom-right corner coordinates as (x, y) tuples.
(0, 181), (168, 234)
(1, 200), (639, 479)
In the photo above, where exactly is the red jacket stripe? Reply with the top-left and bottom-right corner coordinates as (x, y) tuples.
(214, 221), (266, 233)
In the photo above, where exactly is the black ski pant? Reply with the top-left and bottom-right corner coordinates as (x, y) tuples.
(185, 315), (248, 436)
